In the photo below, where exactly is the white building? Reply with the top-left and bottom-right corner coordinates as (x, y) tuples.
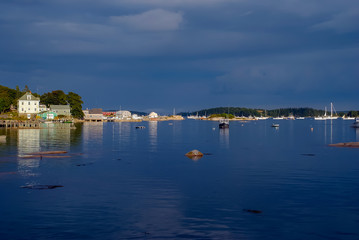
(132, 114), (142, 120)
(39, 104), (48, 112)
(148, 112), (158, 118)
(18, 92), (40, 115)
(116, 110), (132, 120)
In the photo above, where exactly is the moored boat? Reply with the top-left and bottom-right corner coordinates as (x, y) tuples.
(352, 119), (359, 128)
(219, 119), (229, 129)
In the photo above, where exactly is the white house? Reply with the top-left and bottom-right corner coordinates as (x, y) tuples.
(132, 114), (142, 120)
(39, 104), (48, 112)
(116, 110), (132, 120)
(148, 112), (158, 118)
(18, 92), (40, 115)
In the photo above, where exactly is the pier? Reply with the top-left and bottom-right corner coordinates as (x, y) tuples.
(0, 120), (75, 129)
(0, 120), (40, 129)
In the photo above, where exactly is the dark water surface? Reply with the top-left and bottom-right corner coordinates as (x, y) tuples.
(1, 119), (359, 239)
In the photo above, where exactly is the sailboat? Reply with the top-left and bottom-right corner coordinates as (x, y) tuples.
(327, 102), (338, 119)
(315, 103), (338, 120)
(314, 107), (327, 120)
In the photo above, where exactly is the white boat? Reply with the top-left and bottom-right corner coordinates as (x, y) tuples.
(327, 102), (339, 119)
(271, 123), (279, 127)
(273, 117), (284, 120)
(342, 116), (355, 120)
(296, 117), (305, 120)
(219, 119), (229, 129)
(315, 103), (338, 120)
(352, 119), (359, 128)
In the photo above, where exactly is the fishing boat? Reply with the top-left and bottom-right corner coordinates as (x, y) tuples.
(219, 119), (229, 129)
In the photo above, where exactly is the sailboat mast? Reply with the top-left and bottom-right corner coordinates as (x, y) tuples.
(331, 102), (333, 117)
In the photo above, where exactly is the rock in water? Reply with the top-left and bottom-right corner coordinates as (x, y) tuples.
(329, 142), (359, 148)
(185, 150), (204, 157)
(185, 150), (204, 161)
(21, 185), (64, 190)
(243, 209), (262, 214)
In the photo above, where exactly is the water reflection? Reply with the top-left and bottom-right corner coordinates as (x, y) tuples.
(17, 129), (40, 176)
(148, 121), (158, 151)
(219, 128), (229, 148)
(83, 122), (103, 146)
(16, 127), (73, 177)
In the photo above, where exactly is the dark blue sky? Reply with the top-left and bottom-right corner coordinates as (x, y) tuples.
(1, 0), (358, 114)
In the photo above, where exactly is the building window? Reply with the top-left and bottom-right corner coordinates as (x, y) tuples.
(34, 103), (37, 105)
(28, 102), (30, 105)
(35, 108), (36, 111)
(21, 108), (24, 111)
(22, 102), (24, 105)
(28, 108), (30, 111)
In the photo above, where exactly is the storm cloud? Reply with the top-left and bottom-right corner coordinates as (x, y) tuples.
(0, 0), (358, 112)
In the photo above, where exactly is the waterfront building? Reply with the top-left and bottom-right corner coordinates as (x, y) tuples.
(116, 110), (132, 120)
(50, 105), (71, 116)
(132, 114), (142, 120)
(37, 111), (57, 120)
(39, 104), (48, 112)
(148, 112), (159, 119)
(17, 92), (40, 118)
(84, 108), (104, 122)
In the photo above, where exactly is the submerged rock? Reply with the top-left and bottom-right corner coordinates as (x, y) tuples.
(243, 209), (262, 214)
(30, 151), (68, 155)
(0, 172), (17, 177)
(329, 142), (359, 148)
(21, 185), (64, 190)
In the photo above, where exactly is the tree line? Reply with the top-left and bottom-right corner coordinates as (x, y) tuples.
(179, 107), (356, 117)
(0, 85), (84, 118)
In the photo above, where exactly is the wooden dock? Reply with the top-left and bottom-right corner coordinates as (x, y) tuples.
(0, 120), (75, 129)
(0, 120), (40, 129)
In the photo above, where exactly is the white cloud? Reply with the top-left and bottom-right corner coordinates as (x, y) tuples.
(110, 9), (183, 31)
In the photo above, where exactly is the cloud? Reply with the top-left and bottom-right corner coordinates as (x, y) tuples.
(311, 8), (359, 33)
(110, 9), (183, 31)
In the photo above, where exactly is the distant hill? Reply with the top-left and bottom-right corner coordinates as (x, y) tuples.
(104, 110), (148, 116)
(130, 111), (148, 116)
(179, 107), (327, 117)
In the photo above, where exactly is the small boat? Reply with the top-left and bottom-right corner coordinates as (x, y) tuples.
(271, 123), (279, 128)
(352, 119), (359, 128)
(296, 117), (305, 120)
(135, 126), (146, 129)
(343, 116), (355, 120)
(219, 119), (229, 129)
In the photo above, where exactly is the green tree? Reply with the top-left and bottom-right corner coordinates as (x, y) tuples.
(0, 85), (17, 113)
(40, 90), (67, 107)
(67, 92), (84, 119)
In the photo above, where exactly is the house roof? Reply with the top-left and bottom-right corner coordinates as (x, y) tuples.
(18, 92), (40, 101)
(89, 108), (103, 114)
(50, 105), (71, 110)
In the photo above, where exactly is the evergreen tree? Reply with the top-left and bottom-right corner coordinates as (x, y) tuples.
(67, 92), (84, 119)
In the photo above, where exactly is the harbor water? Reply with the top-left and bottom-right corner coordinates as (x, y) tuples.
(0, 119), (358, 239)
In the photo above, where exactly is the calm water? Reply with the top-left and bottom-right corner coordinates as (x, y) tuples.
(0, 119), (359, 240)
